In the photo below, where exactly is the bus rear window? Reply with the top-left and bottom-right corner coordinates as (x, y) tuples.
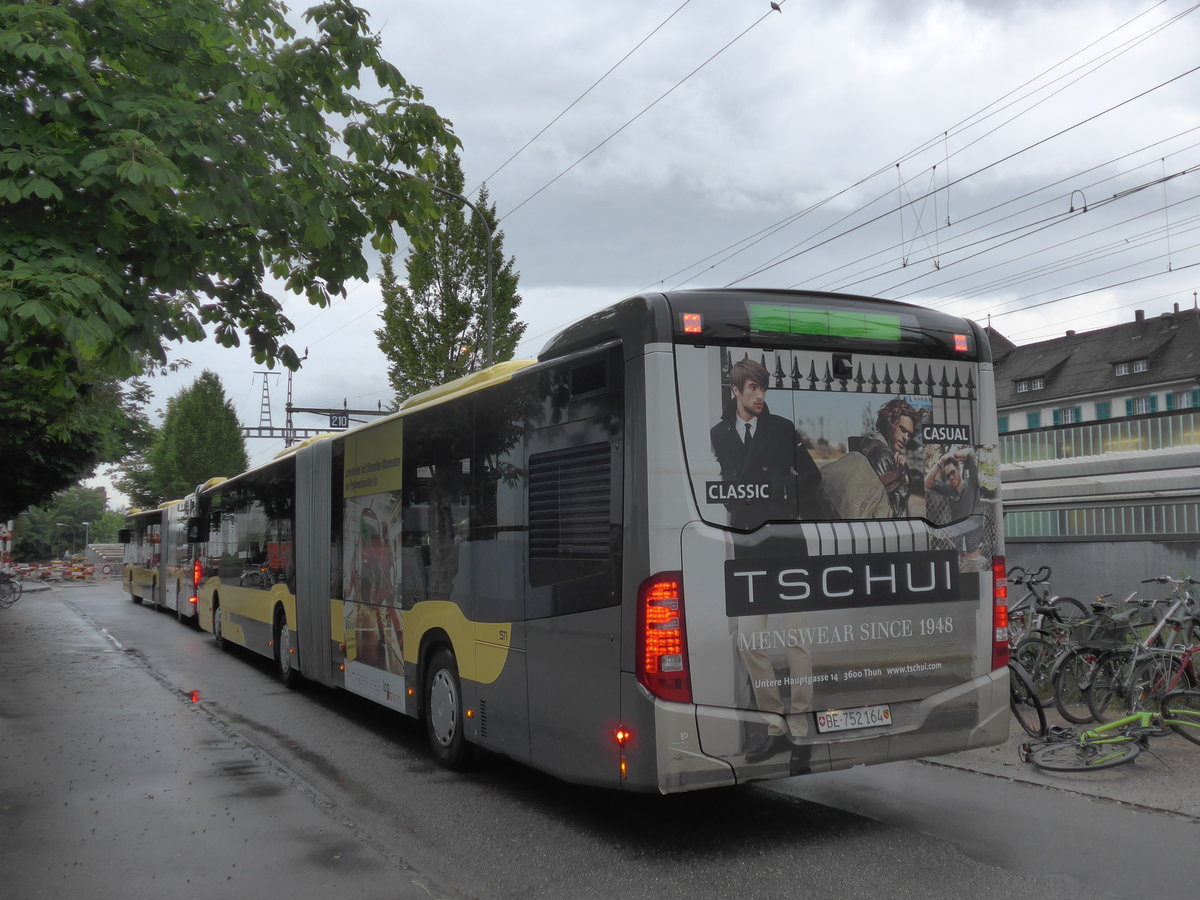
(674, 341), (999, 566)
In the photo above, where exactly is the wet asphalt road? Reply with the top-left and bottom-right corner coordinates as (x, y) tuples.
(2, 579), (1197, 900)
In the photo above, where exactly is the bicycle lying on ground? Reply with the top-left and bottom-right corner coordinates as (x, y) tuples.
(0, 571), (22, 609)
(1023, 688), (1200, 771)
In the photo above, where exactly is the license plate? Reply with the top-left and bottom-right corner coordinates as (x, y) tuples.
(815, 704), (893, 733)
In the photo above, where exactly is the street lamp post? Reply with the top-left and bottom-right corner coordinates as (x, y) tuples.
(82, 521), (90, 557)
(54, 522), (74, 556)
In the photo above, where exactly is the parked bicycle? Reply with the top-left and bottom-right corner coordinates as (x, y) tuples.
(0, 571), (22, 609)
(1050, 594), (1153, 724)
(1006, 565), (1087, 646)
(1006, 566), (1088, 707)
(1009, 659), (1047, 738)
(1086, 576), (1199, 722)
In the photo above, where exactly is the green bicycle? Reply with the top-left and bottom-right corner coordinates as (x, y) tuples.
(1026, 688), (1200, 772)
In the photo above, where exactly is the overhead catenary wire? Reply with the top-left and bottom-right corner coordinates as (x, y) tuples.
(722, 63), (1200, 286)
(649, 1), (1199, 298)
(650, 1), (1197, 292)
(499, 0), (792, 222)
(796, 128), (1200, 296)
(471, 0), (697, 195)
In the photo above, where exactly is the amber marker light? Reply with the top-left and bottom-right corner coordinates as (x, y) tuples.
(615, 726), (632, 780)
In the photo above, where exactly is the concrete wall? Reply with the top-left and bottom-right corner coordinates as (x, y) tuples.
(1006, 539), (1200, 605)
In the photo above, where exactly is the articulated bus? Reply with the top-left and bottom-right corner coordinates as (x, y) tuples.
(186, 289), (1009, 793)
(121, 504), (167, 607)
(121, 497), (201, 624)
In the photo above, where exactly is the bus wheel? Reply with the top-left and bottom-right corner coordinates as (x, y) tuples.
(130, 588), (142, 605)
(424, 648), (471, 770)
(275, 610), (300, 689)
(212, 600), (224, 650)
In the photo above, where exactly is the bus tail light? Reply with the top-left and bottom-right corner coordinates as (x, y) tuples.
(637, 572), (692, 703)
(992, 556), (1010, 670)
(191, 559), (203, 605)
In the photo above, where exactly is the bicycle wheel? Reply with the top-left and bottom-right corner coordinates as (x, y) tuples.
(1009, 661), (1047, 738)
(1087, 649), (1136, 722)
(1029, 736), (1142, 772)
(1014, 636), (1058, 708)
(0, 580), (17, 609)
(1053, 647), (1098, 724)
(1129, 653), (1191, 715)
(1050, 596), (1088, 624)
(1161, 689), (1200, 747)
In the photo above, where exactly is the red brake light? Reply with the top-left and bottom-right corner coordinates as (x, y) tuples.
(682, 313), (703, 334)
(637, 572), (692, 703)
(992, 556), (1010, 669)
(954, 333), (970, 354)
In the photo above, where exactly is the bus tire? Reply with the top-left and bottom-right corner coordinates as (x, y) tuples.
(274, 608), (301, 689)
(130, 588), (142, 605)
(212, 599), (225, 650)
(424, 648), (471, 770)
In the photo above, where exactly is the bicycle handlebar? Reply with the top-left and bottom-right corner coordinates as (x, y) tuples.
(1008, 565), (1051, 585)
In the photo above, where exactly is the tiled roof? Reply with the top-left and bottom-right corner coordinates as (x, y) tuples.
(987, 307), (1200, 408)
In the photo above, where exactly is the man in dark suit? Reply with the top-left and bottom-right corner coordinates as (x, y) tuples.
(709, 358), (823, 530)
(710, 358), (824, 768)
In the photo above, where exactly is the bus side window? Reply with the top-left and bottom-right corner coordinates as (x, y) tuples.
(469, 385), (527, 622)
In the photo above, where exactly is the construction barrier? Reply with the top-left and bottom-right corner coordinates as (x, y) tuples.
(13, 559), (120, 581)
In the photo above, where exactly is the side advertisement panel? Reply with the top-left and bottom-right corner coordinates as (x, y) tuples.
(341, 422), (407, 712)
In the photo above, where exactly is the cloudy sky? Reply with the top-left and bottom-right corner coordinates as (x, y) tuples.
(93, 0), (1200, 503)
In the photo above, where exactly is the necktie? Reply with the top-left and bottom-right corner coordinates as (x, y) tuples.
(743, 422), (753, 453)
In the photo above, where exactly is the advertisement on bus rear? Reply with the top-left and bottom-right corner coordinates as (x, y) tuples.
(674, 342), (1001, 766)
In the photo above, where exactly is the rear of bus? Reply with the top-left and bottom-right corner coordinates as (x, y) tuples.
(636, 289), (1008, 791)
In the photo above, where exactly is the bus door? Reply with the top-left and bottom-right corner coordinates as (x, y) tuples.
(295, 438), (335, 686)
(523, 352), (624, 784)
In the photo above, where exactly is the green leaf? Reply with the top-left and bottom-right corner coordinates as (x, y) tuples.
(17, 301), (54, 326)
(28, 177), (62, 200)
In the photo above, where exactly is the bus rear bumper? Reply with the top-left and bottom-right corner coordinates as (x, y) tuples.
(692, 667), (1009, 782)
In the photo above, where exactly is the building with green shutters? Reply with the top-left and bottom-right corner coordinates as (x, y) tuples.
(990, 304), (1200, 599)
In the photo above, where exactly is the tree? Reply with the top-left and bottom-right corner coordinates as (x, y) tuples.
(375, 152), (526, 401)
(119, 370), (249, 505)
(0, 0), (458, 515)
(0, 360), (156, 520)
(12, 485), (107, 560)
(88, 510), (126, 545)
